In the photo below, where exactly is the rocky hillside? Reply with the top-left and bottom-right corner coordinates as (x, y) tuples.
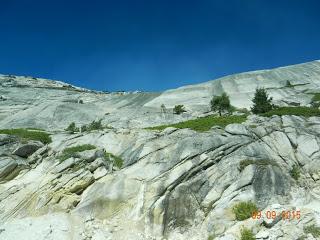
(1, 60), (320, 130)
(0, 61), (320, 240)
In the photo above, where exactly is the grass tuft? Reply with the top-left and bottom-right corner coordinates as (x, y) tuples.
(304, 224), (320, 238)
(104, 152), (124, 169)
(312, 93), (320, 102)
(290, 164), (301, 180)
(240, 227), (255, 240)
(146, 115), (247, 132)
(0, 128), (51, 144)
(239, 159), (279, 172)
(232, 201), (258, 221)
(59, 144), (96, 161)
(207, 235), (215, 240)
(262, 107), (320, 117)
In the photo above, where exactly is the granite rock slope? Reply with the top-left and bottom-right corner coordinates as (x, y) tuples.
(0, 115), (319, 239)
(0, 61), (320, 239)
(1, 60), (320, 130)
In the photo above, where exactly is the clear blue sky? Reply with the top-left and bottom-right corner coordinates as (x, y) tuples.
(0, 0), (319, 92)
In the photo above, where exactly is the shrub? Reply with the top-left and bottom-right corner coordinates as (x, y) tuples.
(262, 106), (320, 117)
(312, 93), (320, 102)
(207, 235), (215, 240)
(81, 124), (88, 132)
(88, 119), (103, 131)
(232, 201), (258, 221)
(173, 105), (186, 114)
(240, 227), (255, 240)
(304, 224), (320, 238)
(65, 122), (79, 133)
(104, 152), (124, 169)
(210, 93), (232, 116)
(239, 160), (255, 171)
(290, 165), (301, 180)
(75, 119), (105, 132)
(251, 88), (273, 114)
(239, 159), (279, 172)
(59, 144), (96, 161)
(286, 80), (293, 87)
(146, 115), (247, 132)
(0, 128), (52, 144)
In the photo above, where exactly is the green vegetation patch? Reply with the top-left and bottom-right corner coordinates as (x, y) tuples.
(59, 144), (96, 161)
(232, 201), (258, 221)
(0, 128), (51, 144)
(239, 159), (279, 172)
(240, 227), (255, 240)
(104, 152), (124, 169)
(251, 88), (273, 114)
(173, 105), (186, 114)
(65, 119), (112, 134)
(311, 93), (320, 102)
(65, 122), (79, 133)
(207, 235), (215, 240)
(262, 107), (320, 117)
(146, 115), (247, 132)
(304, 224), (320, 238)
(210, 92), (233, 116)
(290, 164), (301, 181)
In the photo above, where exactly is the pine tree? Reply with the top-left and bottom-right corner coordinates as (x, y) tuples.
(251, 88), (273, 114)
(65, 122), (78, 133)
(210, 93), (232, 116)
(173, 105), (186, 114)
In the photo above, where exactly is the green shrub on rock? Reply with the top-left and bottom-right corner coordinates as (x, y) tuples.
(285, 80), (293, 87)
(240, 227), (255, 240)
(65, 122), (79, 133)
(207, 235), (215, 240)
(88, 119), (103, 130)
(173, 105), (186, 114)
(66, 119), (108, 133)
(251, 88), (273, 114)
(104, 152), (124, 169)
(290, 165), (301, 180)
(232, 201), (258, 221)
(59, 144), (96, 161)
(304, 224), (320, 238)
(210, 92), (232, 116)
(239, 159), (279, 172)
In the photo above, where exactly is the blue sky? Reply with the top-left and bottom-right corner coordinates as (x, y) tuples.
(0, 0), (320, 91)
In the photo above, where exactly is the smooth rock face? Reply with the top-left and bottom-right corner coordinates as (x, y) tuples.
(0, 62), (320, 239)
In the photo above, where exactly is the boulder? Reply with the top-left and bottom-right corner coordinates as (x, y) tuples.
(13, 141), (44, 158)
